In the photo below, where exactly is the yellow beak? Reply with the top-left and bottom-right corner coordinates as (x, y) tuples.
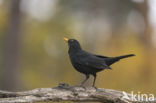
(64, 37), (69, 42)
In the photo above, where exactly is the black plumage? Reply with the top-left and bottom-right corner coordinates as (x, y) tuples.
(64, 38), (135, 87)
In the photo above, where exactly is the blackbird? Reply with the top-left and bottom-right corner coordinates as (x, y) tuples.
(64, 38), (135, 87)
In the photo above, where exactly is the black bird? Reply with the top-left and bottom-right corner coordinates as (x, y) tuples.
(64, 38), (135, 87)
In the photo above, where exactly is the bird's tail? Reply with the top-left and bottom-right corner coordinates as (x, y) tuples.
(116, 54), (135, 60)
(105, 54), (135, 66)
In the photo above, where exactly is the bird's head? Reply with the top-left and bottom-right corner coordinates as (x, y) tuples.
(64, 37), (82, 52)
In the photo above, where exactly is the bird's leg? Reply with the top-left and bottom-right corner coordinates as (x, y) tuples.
(80, 75), (89, 86)
(92, 74), (97, 87)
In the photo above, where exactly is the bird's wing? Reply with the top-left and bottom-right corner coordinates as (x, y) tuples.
(94, 54), (120, 66)
(94, 54), (110, 58)
(75, 51), (111, 70)
(79, 53), (111, 70)
(87, 58), (111, 70)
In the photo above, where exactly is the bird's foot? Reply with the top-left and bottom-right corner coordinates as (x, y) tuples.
(92, 86), (98, 91)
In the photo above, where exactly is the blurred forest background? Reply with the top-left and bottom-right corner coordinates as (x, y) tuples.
(0, 0), (156, 96)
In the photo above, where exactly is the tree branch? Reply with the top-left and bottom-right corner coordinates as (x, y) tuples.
(0, 83), (155, 103)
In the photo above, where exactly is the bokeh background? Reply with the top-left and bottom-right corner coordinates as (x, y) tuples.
(0, 0), (156, 96)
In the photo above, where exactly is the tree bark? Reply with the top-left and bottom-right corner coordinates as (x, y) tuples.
(0, 84), (155, 103)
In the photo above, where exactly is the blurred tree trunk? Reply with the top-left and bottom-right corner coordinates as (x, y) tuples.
(136, 1), (153, 83)
(83, 0), (99, 51)
(0, 0), (22, 90)
(136, 1), (152, 48)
